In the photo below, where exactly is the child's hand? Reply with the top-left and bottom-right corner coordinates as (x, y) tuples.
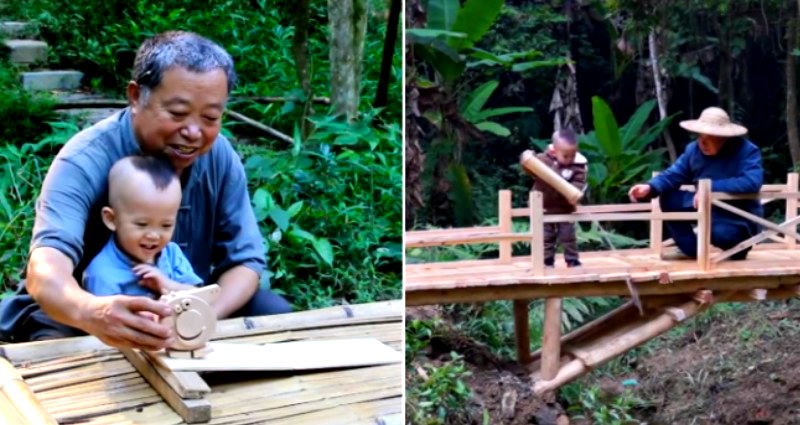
(133, 264), (170, 295)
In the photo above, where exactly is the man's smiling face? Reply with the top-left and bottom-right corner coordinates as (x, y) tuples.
(128, 67), (228, 173)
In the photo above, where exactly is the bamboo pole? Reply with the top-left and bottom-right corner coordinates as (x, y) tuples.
(513, 300), (532, 364)
(520, 151), (583, 204)
(0, 358), (58, 424)
(712, 199), (800, 241)
(499, 190), (513, 262)
(650, 171), (662, 254)
(697, 179), (712, 270)
(787, 173), (798, 248)
(540, 298), (562, 381)
(530, 191), (545, 274)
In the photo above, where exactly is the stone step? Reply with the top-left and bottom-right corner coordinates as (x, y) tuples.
(4, 39), (47, 64)
(21, 70), (83, 91)
(0, 21), (36, 38)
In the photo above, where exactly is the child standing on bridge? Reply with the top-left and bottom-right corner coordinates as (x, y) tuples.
(522, 129), (587, 267)
(82, 155), (204, 297)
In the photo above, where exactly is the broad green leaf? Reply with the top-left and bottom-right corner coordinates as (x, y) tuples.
(587, 162), (608, 187)
(447, 163), (473, 226)
(312, 238), (334, 266)
(287, 226), (315, 242)
(449, 0), (504, 50)
(511, 58), (569, 72)
(476, 106), (533, 121)
(620, 100), (656, 146)
(426, 0), (459, 31)
(292, 124), (302, 156)
(406, 28), (467, 39)
(461, 80), (498, 121)
(467, 48), (510, 66)
(475, 121), (510, 136)
(252, 188), (268, 221)
(591, 97), (622, 157)
(287, 201), (304, 218)
(269, 208), (290, 231)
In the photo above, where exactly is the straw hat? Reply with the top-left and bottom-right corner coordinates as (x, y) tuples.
(679, 107), (747, 137)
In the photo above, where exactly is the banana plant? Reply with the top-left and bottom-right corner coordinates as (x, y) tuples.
(460, 80), (533, 137)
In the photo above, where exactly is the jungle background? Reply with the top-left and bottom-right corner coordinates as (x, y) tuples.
(0, 0), (402, 310)
(405, 0), (800, 423)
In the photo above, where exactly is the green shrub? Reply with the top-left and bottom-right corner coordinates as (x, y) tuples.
(240, 110), (401, 309)
(407, 352), (473, 425)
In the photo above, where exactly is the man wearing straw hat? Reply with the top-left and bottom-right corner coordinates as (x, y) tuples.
(628, 107), (763, 260)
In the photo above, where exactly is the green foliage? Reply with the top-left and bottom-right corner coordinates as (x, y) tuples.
(11, 0), (400, 127)
(564, 385), (649, 425)
(241, 111), (401, 310)
(0, 121), (78, 291)
(406, 352), (473, 425)
(533, 97), (673, 203)
(460, 80), (533, 137)
(0, 61), (57, 146)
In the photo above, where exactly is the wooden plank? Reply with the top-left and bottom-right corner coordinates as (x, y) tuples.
(541, 298), (562, 381)
(530, 191), (545, 274)
(697, 179), (711, 270)
(151, 339), (401, 372)
(513, 300), (531, 364)
(499, 190), (513, 262)
(543, 211), (698, 223)
(120, 349), (210, 423)
(406, 274), (799, 305)
(787, 173), (798, 248)
(511, 203), (652, 217)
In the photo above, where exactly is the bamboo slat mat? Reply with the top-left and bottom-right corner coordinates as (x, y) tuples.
(0, 300), (403, 424)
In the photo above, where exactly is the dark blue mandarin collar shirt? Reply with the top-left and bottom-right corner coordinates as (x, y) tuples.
(30, 107), (266, 284)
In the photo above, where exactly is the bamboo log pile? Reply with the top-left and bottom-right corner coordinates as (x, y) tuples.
(1, 301), (402, 424)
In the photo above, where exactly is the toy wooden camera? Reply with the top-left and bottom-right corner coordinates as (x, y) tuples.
(159, 284), (220, 358)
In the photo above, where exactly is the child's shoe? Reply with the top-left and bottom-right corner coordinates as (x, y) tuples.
(566, 259), (582, 268)
(544, 257), (555, 268)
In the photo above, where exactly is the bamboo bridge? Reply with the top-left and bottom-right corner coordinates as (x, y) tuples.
(405, 173), (800, 394)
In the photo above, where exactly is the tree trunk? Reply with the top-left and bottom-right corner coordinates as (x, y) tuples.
(328, 0), (368, 121)
(649, 30), (677, 161)
(292, 0), (313, 137)
(787, 1), (800, 166)
(717, 8), (735, 115)
(405, 0), (425, 228)
(374, 0), (401, 108)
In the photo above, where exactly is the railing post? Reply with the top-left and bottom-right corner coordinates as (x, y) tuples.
(499, 190), (512, 262)
(650, 171), (662, 255)
(786, 173), (798, 249)
(697, 179), (711, 270)
(530, 191), (544, 274)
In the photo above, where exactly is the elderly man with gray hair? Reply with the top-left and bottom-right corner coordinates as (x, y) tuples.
(0, 31), (291, 349)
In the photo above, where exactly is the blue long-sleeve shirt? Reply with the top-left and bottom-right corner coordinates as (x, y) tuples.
(648, 137), (764, 224)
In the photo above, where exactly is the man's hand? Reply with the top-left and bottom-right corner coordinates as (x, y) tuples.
(81, 295), (174, 350)
(628, 184), (651, 202)
(133, 264), (194, 294)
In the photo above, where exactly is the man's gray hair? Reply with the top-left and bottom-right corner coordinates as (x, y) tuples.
(132, 31), (237, 104)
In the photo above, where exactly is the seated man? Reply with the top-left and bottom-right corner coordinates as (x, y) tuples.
(0, 31), (291, 349)
(628, 107), (763, 260)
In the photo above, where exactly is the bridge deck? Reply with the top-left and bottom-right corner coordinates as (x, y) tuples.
(406, 245), (800, 305)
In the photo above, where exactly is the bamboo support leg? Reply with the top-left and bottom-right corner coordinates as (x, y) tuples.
(541, 298), (562, 381)
(697, 179), (711, 270)
(786, 173), (798, 249)
(513, 300), (532, 364)
(499, 190), (512, 262)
